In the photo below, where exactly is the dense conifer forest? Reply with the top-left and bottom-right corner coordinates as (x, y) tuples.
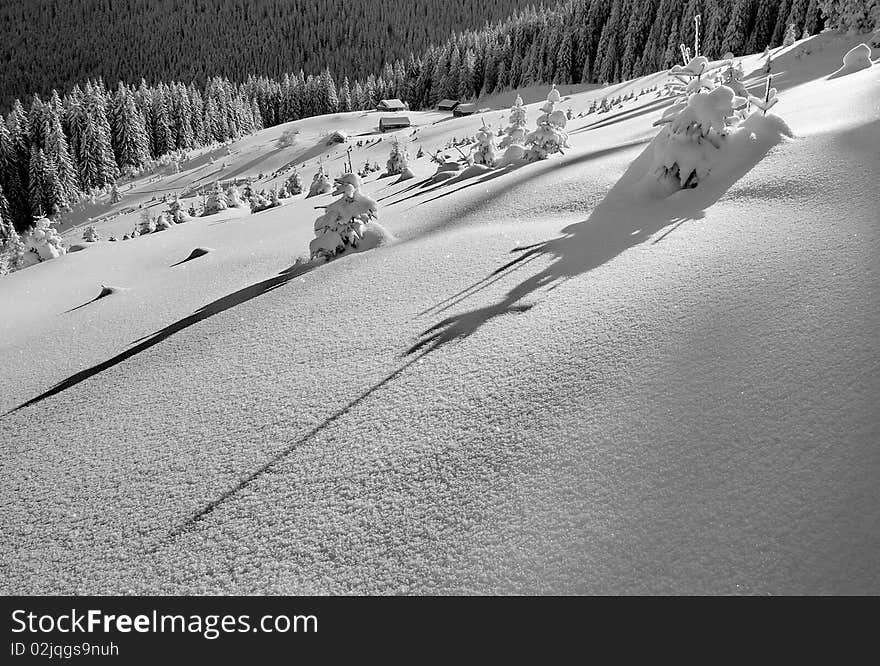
(1, 0), (875, 241)
(0, 0), (539, 110)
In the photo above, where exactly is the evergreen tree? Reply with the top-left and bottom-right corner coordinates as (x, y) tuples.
(748, 0), (781, 52)
(45, 91), (79, 204)
(110, 83), (150, 174)
(722, 0), (758, 56)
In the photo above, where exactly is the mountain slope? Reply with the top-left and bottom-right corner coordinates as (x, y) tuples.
(1, 34), (878, 594)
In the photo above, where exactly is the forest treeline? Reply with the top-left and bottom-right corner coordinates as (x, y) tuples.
(2, 0), (877, 239)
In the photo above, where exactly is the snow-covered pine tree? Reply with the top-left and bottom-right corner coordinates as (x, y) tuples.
(747, 0), (781, 53)
(0, 186), (25, 275)
(226, 184), (245, 207)
(82, 225), (100, 242)
(110, 83), (150, 175)
(499, 94), (528, 149)
(286, 169), (304, 195)
(45, 91), (79, 205)
(385, 136), (411, 176)
(310, 173), (378, 261)
(525, 85), (570, 160)
(307, 166), (332, 197)
(472, 123), (497, 167)
(721, 0), (758, 56)
(783, 23), (799, 46)
(203, 181), (229, 215)
(819, 0), (880, 33)
(4, 99), (33, 229)
(27, 148), (47, 218)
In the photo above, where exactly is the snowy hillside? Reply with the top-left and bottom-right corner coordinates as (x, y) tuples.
(1, 34), (878, 594)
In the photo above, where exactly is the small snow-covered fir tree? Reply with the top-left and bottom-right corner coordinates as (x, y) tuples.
(472, 123), (497, 167)
(286, 169), (303, 195)
(0, 201), (25, 275)
(154, 212), (175, 231)
(385, 136), (410, 176)
(307, 166), (332, 197)
(499, 94), (528, 149)
(110, 183), (122, 204)
(203, 181), (228, 215)
(168, 196), (190, 224)
(525, 85), (570, 160)
(310, 173), (378, 261)
(82, 225), (100, 242)
(226, 184), (245, 207)
(783, 23), (799, 47)
(138, 208), (156, 234)
(720, 62), (749, 98)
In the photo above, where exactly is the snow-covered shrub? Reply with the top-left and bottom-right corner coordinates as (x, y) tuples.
(525, 85), (570, 160)
(286, 169), (304, 195)
(472, 123), (497, 167)
(203, 182), (228, 215)
(82, 226), (100, 242)
(276, 128), (300, 148)
(310, 173), (378, 261)
(307, 167), (332, 198)
(21, 217), (67, 264)
(499, 95), (528, 149)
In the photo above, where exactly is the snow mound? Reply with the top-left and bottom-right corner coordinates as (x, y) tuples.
(829, 43), (874, 78)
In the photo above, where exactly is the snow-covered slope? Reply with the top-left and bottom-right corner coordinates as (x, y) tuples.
(1, 34), (878, 594)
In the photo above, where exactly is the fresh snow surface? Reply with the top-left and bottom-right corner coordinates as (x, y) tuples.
(1, 34), (878, 594)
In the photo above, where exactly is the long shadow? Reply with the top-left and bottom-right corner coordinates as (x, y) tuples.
(161, 350), (429, 543)
(409, 124), (787, 356)
(4, 262), (315, 416)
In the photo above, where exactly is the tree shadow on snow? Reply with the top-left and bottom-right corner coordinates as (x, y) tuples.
(4, 261), (316, 416)
(408, 134), (783, 356)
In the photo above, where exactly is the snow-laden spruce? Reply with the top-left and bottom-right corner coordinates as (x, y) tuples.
(307, 167), (332, 198)
(203, 181), (228, 215)
(0, 201), (25, 275)
(310, 173), (378, 262)
(385, 136), (414, 181)
(525, 85), (569, 160)
(82, 225), (100, 242)
(286, 169), (303, 195)
(226, 184), (246, 207)
(499, 95), (528, 149)
(472, 123), (497, 168)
